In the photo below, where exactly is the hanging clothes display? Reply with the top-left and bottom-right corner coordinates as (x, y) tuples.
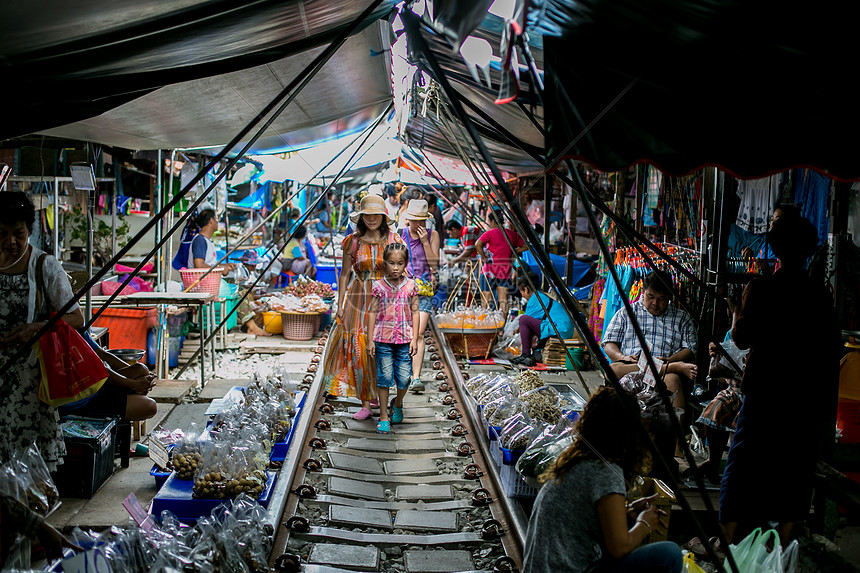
(642, 166), (661, 227)
(736, 175), (780, 234)
(794, 168), (830, 245)
(593, 243), (703, 339)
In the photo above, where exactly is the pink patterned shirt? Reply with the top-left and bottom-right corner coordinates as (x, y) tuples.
(371, 278), (418, 344)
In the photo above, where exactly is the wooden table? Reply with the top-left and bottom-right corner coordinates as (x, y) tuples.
(118, 292), (218, 387)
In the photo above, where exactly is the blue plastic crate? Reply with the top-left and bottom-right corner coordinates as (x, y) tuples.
(316, 265), (339, 290)
(150, 470), (277, 523)
(271, 391), (305, 462)
(500, 446), (525, 466)
(151, 465), (172, 490)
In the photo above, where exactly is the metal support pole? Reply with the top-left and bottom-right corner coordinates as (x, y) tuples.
(86, 202), (93, 321)
(565, 180), (576, 287)
(155, 150), (163, 286)
(52, 177), (59, 259)
(543, 175), (551, 288)
(111, 181), (117, 257)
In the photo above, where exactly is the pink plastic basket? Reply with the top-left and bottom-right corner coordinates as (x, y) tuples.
(179, 268), (222, 296)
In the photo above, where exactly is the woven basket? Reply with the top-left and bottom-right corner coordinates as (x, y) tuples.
(439, 327), (500, 359)
(180, 268), (222, 296)
(281, 312), (320, 341)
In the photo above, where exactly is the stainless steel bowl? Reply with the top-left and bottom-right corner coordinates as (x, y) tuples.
(110, 348), (146, 364)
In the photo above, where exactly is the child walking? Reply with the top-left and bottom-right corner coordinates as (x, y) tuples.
(367, 243), (420, 433)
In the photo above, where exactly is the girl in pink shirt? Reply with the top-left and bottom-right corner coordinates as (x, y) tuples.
(367, 243), (419, 433)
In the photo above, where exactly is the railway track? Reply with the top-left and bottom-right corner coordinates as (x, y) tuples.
(269, 320), (524, 573)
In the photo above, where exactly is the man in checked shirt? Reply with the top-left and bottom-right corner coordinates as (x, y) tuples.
(602, 270), (699, 412)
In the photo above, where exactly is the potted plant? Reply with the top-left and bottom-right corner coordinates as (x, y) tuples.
(66, 205), (130, 267)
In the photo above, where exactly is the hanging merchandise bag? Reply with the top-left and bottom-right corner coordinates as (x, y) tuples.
(35, 313), (108, 407)
(172, 218), (199, 271)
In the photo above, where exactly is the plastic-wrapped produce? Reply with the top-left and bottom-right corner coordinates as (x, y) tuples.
(516, 418), (578, 479)
(520, 385), (565, 424)
(500, 411), (546, 451)
(173, 423), (202, 480)
(513, 369), (545, 394)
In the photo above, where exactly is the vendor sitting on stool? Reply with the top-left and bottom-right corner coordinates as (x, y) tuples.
(602, 270), (698, 413)
(60, 334), (158, 422)
(511, 271), (575, 367)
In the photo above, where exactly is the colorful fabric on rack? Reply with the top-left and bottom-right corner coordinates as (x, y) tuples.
(600, 265), (634, 341)
(736, 176), (779, 234)
(794, 169), (830, 245)
(589, 278), (606, 343)
(603, 300), (698, 357)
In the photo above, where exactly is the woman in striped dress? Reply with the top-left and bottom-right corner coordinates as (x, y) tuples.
(322, 195), (403, 419)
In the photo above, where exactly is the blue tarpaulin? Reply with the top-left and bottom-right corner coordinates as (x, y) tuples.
(520, 250), (591, 287)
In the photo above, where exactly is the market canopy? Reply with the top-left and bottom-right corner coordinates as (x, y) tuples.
(398, 1), (860, 180)
(0, 0), (397, 153)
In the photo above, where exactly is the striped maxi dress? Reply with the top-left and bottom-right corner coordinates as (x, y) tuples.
(322, 231), (403, 400)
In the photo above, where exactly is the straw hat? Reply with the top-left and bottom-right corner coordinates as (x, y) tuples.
(349, 194), (394, 224)
(403, 199), (432, 221)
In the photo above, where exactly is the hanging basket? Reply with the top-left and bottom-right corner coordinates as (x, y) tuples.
(280, 312), (321, 341)
(180, 268), (223, 296)
(439, 327), (501, 360)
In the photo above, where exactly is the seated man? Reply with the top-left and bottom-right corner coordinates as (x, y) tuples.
(59, 335), (158, 422)
(602, 270), (698, 411)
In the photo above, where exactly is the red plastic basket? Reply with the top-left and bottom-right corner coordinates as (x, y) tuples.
(180, 268), (222, 296)
(281, 312), (320, 341)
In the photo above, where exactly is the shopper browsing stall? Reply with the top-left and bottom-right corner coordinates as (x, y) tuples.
(399, 199), (440, 393)
(367, 243), (419, 434)
(322, 195), (403, 419)
(523, 387), (682, 573)
(511, 272), (575, 367)
(475, 211), (527, 317)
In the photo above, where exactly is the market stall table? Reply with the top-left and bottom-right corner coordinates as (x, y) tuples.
(117, 292), (218, 387)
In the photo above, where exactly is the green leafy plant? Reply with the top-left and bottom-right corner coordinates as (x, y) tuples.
(67, 205), (130, 266)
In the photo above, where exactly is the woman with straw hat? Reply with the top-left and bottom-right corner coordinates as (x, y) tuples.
(399, 198), (440, 393)
(321, 194), (403, 419)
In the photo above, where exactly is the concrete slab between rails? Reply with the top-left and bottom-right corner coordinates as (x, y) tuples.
(320, 468), (469, 484)
(329, 505), (393, 529)
(296, 527), (483, 545)
(325, 447), (456, 461)
(320, 428), (452, 441)
(383, 458), (439, 476)
(327, 453), (385, 474)
(395, 485), (454, 501)
(394, 510), (458, 532)
(404, 550), (474, 572)
(345, 438), (398, 452)
(304, 494), (472, 512)
(328, 477), (387, 501)
(308, 543), (379, 571)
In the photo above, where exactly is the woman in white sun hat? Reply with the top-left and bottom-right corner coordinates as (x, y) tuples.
(321, 194), (404, 420)
(399, 198), (440, 393)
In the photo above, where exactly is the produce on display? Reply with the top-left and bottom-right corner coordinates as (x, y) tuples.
(0, 444), (60, 516)
(283, 278), (334, 299)
(437, 307), (505, 329)
(516, 419), (578, 479)
(262, 292), (330, 314)
(66, 493), (274, 572)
